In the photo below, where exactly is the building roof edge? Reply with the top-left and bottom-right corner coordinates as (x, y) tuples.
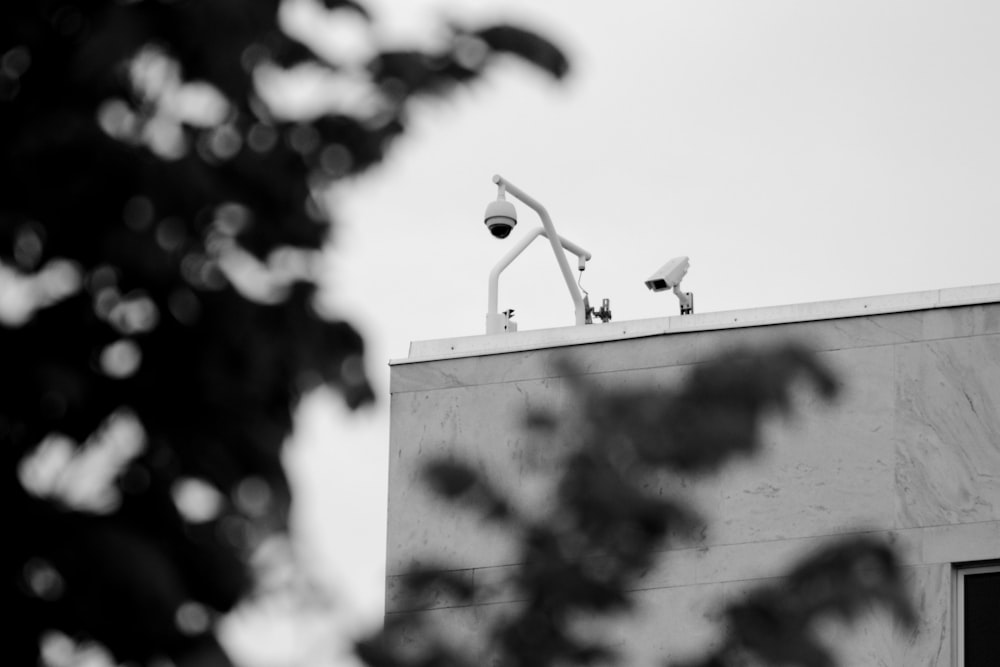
(390, 283), (1000, 365)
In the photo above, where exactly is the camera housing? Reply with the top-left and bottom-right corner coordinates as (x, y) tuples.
(484, 199), (517, 239)
(644, 256), (690, 291)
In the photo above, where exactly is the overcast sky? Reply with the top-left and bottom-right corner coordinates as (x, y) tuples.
(233, 1), (1000, 663)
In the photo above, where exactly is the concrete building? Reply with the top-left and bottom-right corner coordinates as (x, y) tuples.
(387, 285), (1000, 665)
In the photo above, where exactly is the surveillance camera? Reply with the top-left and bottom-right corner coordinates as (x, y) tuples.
(644, 256), (689, 292)
(484, 199), (517, 239)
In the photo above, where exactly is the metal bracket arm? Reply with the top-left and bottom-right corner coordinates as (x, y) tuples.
(486, 225), (592, 334)
(490, 175), (590, 330)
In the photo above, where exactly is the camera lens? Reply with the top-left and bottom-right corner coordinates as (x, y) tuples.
(490, 223), (512, 239)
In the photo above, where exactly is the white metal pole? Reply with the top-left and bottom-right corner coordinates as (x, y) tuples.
(491, 175), (589, 327)
(486, 227), (592, 333)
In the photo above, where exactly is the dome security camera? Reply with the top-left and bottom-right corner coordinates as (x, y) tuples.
(484, 198), (517, 239)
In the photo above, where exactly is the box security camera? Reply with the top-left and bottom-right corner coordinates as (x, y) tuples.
(644, 256), (690, 292)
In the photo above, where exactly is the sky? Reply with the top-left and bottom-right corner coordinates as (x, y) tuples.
(229, 0), (1000, 664)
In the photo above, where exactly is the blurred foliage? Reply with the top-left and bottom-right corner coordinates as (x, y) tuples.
(360, 344), (916, 667)
(2, 1), (568, 665)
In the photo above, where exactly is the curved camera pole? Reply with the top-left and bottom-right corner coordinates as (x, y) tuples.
(489, 175), (590, 332)
(487, 226), (592, 334)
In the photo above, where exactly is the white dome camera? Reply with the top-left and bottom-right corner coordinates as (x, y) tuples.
(484, 198), (517, 239)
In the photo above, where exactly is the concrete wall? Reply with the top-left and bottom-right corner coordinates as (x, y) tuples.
(387, 293), (1000, 665)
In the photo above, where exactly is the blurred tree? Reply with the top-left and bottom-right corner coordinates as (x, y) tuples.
(1, 1), (567, 665)
(360, 345), (916, 667)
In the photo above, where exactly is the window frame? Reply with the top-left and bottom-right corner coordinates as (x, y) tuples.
(954, 561), (1000, 667)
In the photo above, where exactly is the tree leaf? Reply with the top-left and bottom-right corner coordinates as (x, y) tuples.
(475, 25), (570, 80)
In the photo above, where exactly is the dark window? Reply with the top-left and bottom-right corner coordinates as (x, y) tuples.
(958, 564), (1000, 667)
